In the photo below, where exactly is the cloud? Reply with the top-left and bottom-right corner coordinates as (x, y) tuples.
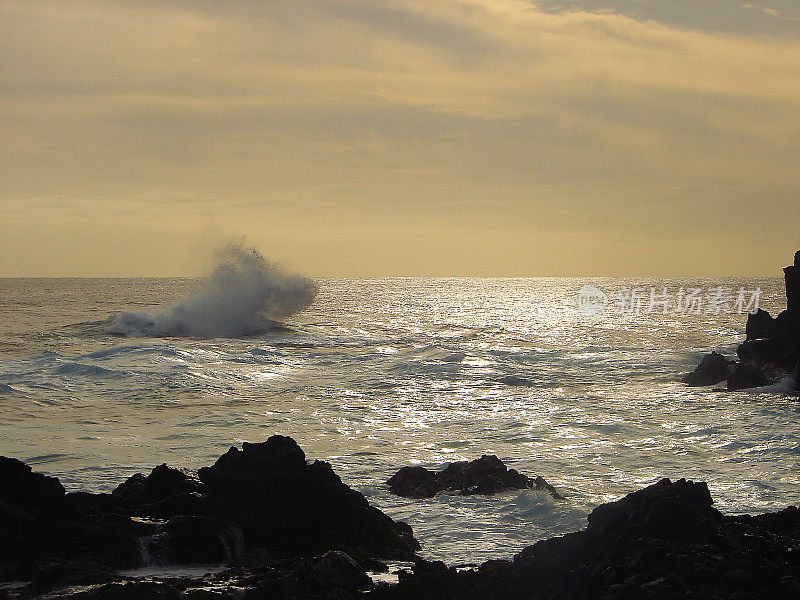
(0, 0), (798, 275)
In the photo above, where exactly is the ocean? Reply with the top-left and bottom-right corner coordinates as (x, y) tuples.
(0, 273), (798, 565)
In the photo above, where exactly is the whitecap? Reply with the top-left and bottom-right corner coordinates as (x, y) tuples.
(106, 243), (317, 338)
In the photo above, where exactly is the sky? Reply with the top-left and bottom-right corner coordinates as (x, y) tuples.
(1, 0), (799, 277)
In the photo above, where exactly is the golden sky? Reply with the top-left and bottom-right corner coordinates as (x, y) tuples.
(1, 0), (799, 276)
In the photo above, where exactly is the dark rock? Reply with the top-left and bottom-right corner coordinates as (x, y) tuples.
(496, 375), (535, 387)
(682, 351), (733, 386)
(369, 477), (800, 600)
(737, 336), (795, 369)
(112, 464), (206, 519)
(727, 360), (779, 391)
(746, 308), (781, 341)
(0, 436), (419, 582)
(182, 591), (236, 600)
(387, 466), (438, 498)
(28, 559), (116, 591)
(302, 550), (372, 591)
(587, 478), (718, 539)
(638, 573), (689, 598)
(0, 457), (145, 578)
(35, 564), (371, 600)
(112, 472), (146, 500)
(66, 491), (124, 516)
(197, 436), (419, 560)
(8, 472), (800, 600)
(138, 463), (198, 497)
(784, 265), (800, 314)
(359, 557), (389, 573)
(242, 546), (273, 569)
(162, 515), (229, 564)
(198, 436), (307, 489)
(49, 581), (182, 600)
(732, 505), (800, 539)
(686, 250), (800, 392)
(0, 455), (65, 508)
(796, 358), (800, 392)
(387, 455), (562, 500)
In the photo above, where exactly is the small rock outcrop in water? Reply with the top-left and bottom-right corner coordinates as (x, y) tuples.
(685, 250), (800, 391)
(387, 455), (563, 499)
(369, 478), (800, 600)
(0, 436), (418, 587)
(682, 350), (734, 386)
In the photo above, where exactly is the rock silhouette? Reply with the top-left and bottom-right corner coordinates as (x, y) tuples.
(370, 478), (800, 600)
(5, 457), (800, 599)
(387, 455), (562, 499)
(685, 250), (800, 391)
(682, 351), (733, 386)
(0, 436), (418, 585)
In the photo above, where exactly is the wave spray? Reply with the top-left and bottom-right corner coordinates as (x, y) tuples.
(106, 243), (318, 338)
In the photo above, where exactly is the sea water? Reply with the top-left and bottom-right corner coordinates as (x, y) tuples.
(0, 266), (798, 564)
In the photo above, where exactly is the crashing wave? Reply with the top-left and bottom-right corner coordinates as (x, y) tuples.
(106, 243), (318, 338)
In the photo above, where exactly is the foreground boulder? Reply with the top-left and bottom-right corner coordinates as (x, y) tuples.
(370, 478), (800, 600)
(196, 436), (419, 559)
(387, 455), (562, 499)
(686, 250), (800, 391)
(0, 436), (418, 583)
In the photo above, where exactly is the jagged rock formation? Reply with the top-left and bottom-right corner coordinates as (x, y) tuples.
(387, 455), (562, 499)
(685, 250), (800, 391)
(369, 478), (800, 600)
(0, 456), (147, 579)
(0, 436), (419, 585)
(5, 467), (800, 599)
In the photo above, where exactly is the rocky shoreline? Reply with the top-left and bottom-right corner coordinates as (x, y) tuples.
(0, 437), (417, 599)
(684, 250), (800, 391)
(2, 438), (800, 599)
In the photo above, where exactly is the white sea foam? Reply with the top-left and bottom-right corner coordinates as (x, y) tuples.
(106, 244), (318, 338)
(750, 375), (797, 394)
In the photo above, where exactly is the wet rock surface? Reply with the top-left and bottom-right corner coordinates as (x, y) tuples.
(369, 478), (800, 600)
(685, 250), (800, 391)
(22, 554), (379, 600)
(387, 455), (563, 499)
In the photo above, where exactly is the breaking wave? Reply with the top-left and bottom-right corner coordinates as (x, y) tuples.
(106, 243), (318, 338)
